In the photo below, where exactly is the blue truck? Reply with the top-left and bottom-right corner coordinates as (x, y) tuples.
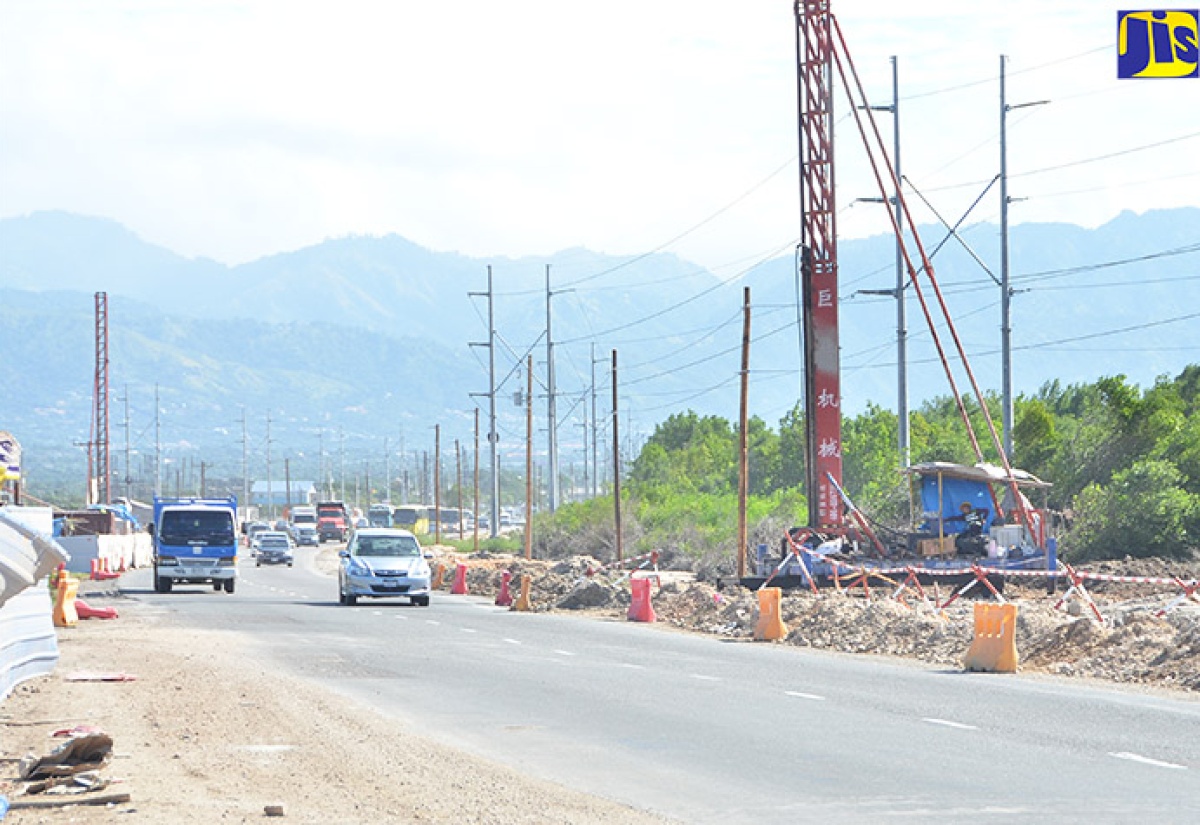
(149, 496), (239, 594)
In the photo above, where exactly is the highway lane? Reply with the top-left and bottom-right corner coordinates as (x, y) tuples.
(122, 547), (1200, 824)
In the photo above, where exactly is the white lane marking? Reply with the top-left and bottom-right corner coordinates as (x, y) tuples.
(372, 611), (383, 615)
(617, 663), (645, 670)
(425, 620), (441, 626)
(1109, 752), (1187, 770)
(922, 718), (978, 731)
(461, 628), (478, 634)
(394, 615), (409, 620)
(503, 638), (522, 645)
(785, 691), (826, 701)
(690, 674), (721, 682)
(554, 650), (575, 657)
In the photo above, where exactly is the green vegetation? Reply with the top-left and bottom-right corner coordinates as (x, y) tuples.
(535, 370), (1200, 568)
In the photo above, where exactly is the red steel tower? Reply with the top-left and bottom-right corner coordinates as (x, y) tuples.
(795, 1), (842, 529)
(90, 291), (111, 505)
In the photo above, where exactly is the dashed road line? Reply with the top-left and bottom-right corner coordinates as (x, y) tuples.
(461, 628), (478, 634)
(690, 674), (721, 682)
(503, 638), (522, 645)
(1109, 752), (1187, 770)
(922, 718), (978, 731)
(785, 691), (826, 701)
(554, 650), (576, 657)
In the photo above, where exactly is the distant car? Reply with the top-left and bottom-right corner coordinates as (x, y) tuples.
(244, 520), (270, 547)
(255, 531), (294, 567)
(338, 528), (431, 607)
(293, 523), (319, 546)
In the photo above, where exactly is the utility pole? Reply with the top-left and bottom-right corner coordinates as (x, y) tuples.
(473, 408), (480, 553)
(580, 400), (589, 502)
(737, 287), (751, 579)
(266, 410), (273, 520)
(859, 57), (909, 472)
(469, 266), (500, 537)
(154, 383), (161, 497)
(591, 343), (600, 498)
(433, 425), (441, 545)
(122, 386), (131, 501)
(339, 428), (346, 502)
(455, 439), (464, 537)
(545, 264), (560, 512)
(1000, 54), (1013, 461)
(241, 409), (249, 514)
(384, 436), (390, 504)
(200, 461), (207, 498)
(525, 355), (533, 560)
(285, 457), (292, 514)
(611, 350), (622, 563)
(1000, 54), (1049, 460)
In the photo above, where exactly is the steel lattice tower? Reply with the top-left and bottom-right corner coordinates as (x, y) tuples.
(796, 0), (842, 528)
(92, 291), (111, 505)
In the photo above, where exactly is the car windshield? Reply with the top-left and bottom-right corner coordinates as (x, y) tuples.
(353, 535), (421, 557)
(160, 510), (235, 545)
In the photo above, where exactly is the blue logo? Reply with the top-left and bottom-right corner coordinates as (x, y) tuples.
(1118, 10), (1199, 77)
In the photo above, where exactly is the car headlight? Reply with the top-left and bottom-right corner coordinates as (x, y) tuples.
(348, 562), (373, 577)
(412, 562), (431, 578)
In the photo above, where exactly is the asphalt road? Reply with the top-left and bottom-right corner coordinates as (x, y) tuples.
(123, 547), (1200, 824)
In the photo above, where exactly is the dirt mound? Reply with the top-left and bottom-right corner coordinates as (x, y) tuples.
(426, 550), (1200, 694)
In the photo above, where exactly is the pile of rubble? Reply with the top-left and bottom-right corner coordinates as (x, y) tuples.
(428, 549), (1200, 694)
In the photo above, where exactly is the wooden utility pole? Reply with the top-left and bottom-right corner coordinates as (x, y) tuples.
(737, 287), (751, 578)
(611, 349), (622, 563)
(455, 439), (464, 538)
(284, 458), (291, 515)
(524, 355), (534, 560)
(434, 425), (441, 545)
(473, 408), (480, 553)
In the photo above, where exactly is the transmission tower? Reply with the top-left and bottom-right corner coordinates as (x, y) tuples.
(91, 291), (111, 505)
(796, 1), (842, 529)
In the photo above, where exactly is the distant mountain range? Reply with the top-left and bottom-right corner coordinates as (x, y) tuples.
(2, 207), (1197, 498)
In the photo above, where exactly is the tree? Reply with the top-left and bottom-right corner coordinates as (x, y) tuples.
(1065, 459), (1200, 560)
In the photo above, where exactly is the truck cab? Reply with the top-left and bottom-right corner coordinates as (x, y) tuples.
(151, 496), (239, 593)
(316, 500), (350, 543)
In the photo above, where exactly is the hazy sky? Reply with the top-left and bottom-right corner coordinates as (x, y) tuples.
(2, 0), (1197, 280)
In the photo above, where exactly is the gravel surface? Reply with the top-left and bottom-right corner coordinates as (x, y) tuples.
(3, 548), (1198, 821)
(0, 574), (674, 824)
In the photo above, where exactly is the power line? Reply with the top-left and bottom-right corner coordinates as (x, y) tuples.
(555, 156), (797, 291)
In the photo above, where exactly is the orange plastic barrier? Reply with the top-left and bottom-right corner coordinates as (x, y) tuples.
(963, 603), (1019, 673)
(450, 562), (469, 595)
(495, 570), (514, 607)
(512, 575), (533, 612)
(627, 576), (657, 623)
(76, 599), (119, 620)
(753, 586), (787, 641)
(53, 576), (80, 628)
(431, 563), (445, 590)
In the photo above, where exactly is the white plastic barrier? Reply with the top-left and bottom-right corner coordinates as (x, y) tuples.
(0, 507), (68, 701)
